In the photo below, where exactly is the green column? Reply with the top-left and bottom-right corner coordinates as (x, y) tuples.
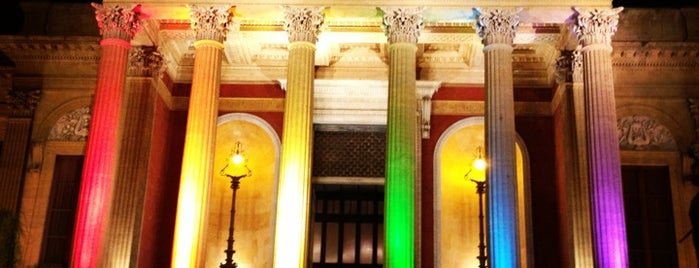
(381, 7), (424, 268)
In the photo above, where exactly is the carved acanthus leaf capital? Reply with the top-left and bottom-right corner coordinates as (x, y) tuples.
(570, 7), (623, 47)
(189, 5), (235, 42)
(474, 8), (521, 45)
(381, 7), (425, 44)
(128, 46), (166, 77)
(283, 6), (325, 44)
(6, 89), (40, 117)
(555, 49), (583, 84)
(92, 3), (146, 41)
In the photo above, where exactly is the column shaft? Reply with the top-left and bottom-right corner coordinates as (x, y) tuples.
(0, 118), (32, 212)
(385, 42), (418, 268)
(172, 40), (223, 267)
(484, 43), (519, 268)
(273, 41), (316, 267)
(584, 45), (627, 267)
(71, 38), (130, 268)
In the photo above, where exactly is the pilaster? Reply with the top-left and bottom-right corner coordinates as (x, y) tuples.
(272, 6), (323, 268)
(71, 4), (143, 267)
(570, 7), (627, 268)
(381, 7), (424, 268)
(475, 7), (521, 268)
(172, 5), (233, 268)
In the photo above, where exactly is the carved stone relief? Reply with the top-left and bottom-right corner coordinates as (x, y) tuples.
(48, 107), (91, 141)
(617, 115), (676, 151)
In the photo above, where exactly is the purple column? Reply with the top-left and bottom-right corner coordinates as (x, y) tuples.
(571, 7), (627, 268)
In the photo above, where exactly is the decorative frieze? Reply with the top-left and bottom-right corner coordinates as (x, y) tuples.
(47, 107), (91, 141)
(381, 7), (425, 44)
(282, 6), (325, 43)
(188, 5), (235, 42)
(92, 3), (145, 41)
(474, 8), (522, 45)
(128, 46), (166, 77)
(6, 89), (40, 117)
(570, 7), (624, 46)
(617, 115), (676, 151)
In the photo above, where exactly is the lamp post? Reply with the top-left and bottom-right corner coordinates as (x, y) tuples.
(466, 146), (487, 268)
(219, 141), (252, 268)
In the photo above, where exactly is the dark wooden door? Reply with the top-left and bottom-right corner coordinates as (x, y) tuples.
(622, 165), (679, 268)
(40, 155), (84, 268)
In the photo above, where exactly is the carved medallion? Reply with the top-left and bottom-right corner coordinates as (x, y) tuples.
(617, 115), (676, 151)
(48, 107), (91, 141)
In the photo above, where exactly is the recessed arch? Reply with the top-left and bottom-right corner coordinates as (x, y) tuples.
(203, 113), (281, 268)
(433, 116), (534, 268)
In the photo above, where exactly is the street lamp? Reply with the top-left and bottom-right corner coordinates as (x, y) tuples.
(219, 141), (252, 268)
(465, 146), (487, 268)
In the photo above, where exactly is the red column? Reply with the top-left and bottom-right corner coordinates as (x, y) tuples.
(71, 4), (144, 267)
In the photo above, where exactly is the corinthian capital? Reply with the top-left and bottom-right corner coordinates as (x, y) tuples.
(555, 49), (583, 84)
(92, 3), (146, 41)
(128, 47), (166, 77)
(381, 7), (425, 44)
(282, 6), (325, 43)
(6, 89), (40, 117)
(474, 8), (522, 45)
(189, 5), (235, 42)
(570, 7), (623, 46)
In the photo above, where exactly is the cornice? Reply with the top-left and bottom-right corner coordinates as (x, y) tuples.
(611, 42), (699, 68)
(0, 37), (102, 63)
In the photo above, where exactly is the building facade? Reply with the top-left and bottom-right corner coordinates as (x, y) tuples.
(0, 0), (697, 267)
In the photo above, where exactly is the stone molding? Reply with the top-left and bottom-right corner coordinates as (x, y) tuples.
(475, 8), (522, 45)
(570, 7), (623, 46)
(381, 7), (425, 44)
(282, 6), (325, 43)
(128, 46), (166, 77)
(188, 5), (235, 42)
(92, 3), (145, 41)
(47, 107), (91, 141)
(617, 115), (677, 151)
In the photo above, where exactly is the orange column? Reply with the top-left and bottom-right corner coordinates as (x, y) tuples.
(171, 5), (233, 268)
(71, 4), (144, 268)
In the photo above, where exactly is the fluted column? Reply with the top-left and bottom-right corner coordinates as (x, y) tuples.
(71, 4), (143, 267)
(381, 7), (424, 268)
(102, 47), (163, 267)
(557, 49), (594, 267)
(571, 7), (627, 268)
(171, 5), (233, 268)
(0, 89), (39, 212)
(272, 7), (324, 268)
(475, 8), (521, 268)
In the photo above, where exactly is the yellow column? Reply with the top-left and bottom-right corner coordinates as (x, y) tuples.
(171, 5), (233, 268)
(475, 7), (521, 268)
(380, 7), (424, 268)
(273, 6), (324, 268)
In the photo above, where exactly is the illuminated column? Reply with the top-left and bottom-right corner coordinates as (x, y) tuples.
(272, 6), (324, 268)
(557, 49), (595, 268)
(381, 7), (424, 268)
(71, 4), (143, 267)
(571, 8), (627, 268)
(0, 89), (39, 212)
(171, 5), (233, 268)
(475, 8), (521, 267)
(102, 47), (164, 267)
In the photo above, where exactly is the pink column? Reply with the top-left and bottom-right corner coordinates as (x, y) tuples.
(71, 4), (144, 267)
(571, 7), (627, 268)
